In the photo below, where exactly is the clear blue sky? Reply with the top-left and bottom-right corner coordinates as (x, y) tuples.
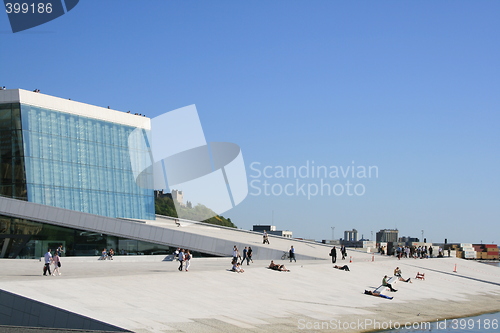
(1, 1), (499, 244)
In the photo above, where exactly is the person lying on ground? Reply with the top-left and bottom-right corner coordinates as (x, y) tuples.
(268, 260), (290, 272)
(364, 290), (393, 300)
(333, 265), (350, 271)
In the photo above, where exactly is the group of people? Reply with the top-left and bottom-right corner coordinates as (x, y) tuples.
(229, 245), (255, 272)
(174, 248), (192, 271)
(232, 245), (254, 265)
(380, 244), (450, 259)
(99, 248), (115, 260)
(43, 245), (64, 276)
(329, 246), (347, 263)
(365, 267), (414, 300)
(231, 261), (245, 273)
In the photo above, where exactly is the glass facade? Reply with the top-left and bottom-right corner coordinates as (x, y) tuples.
(0, 98), (159, 258)
(0, 103), (27, 200)
(0, 213), (170, 259)
(19, 103), (154, 219)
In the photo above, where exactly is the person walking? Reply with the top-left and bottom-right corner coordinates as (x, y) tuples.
(43, 249), (52, 276)
(341, 246), (347, 260)
(247, 246), (253, 264)
(289, 246), (296, 262)
(241, 247), (248, 265)
(56, 244), (64, 257)
(330, 246), (337, 264)
(184, 250), (192, 271)
(232, 246), (238, 263)
(263, 231), (270, 244)
(52, 252), (61, 276)
(178, 249), (185, 271)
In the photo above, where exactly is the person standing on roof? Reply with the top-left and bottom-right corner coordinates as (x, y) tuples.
(263, 230), (270, 244)
(330, 246), (337, 264)
(289, 245), (296, 262)
(247, 246), (253, 264)
(178, 249), (185, 271)
(241, 247), (248, 265)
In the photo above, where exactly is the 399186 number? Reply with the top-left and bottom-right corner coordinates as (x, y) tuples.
(450, 318), (498, 330)
(5, 2), (53, 14)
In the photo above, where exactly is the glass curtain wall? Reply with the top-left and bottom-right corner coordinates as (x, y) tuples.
(20, 104), (154, 219)
(0, 103), (27, 200)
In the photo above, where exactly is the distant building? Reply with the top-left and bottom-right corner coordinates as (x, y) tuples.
(253, 225), (292, 238)
(154, 190), (187, 207)
(344, 229), (358, 242)
(399, 236), (419, 245)
(253, 225), (276, 232)
(376, 229), (399, 243)
(171, 189), (184, 207)
(154, 190), (170, 199)
(322, 239), (341, 246)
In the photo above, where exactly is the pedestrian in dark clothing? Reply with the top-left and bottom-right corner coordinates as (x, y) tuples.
(330, 246), (337, 263)
(289, 246), (296, 262)
(341, 246), (347, 260)
(242, 247), (248, 265)
(43, 249), (52, 276)
(247, 247), (253, 264)
(178, 249), (185, 271)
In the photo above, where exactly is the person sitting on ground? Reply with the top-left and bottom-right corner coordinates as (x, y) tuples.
(99, 248), (108, 260)
(364, 290), (393, 300)
(108, 248), (114, 260)
(232, 262), (244, 273)
(382, 275), (397, 292)
(394, 267), (411, 282)
(333, 265), (350, 271)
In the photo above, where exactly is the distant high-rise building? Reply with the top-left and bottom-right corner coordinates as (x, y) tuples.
(344, 229), (358, 242)
(376, 229), (399, 243)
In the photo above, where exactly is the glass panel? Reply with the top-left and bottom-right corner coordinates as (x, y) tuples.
(18, 104), (153, 219)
